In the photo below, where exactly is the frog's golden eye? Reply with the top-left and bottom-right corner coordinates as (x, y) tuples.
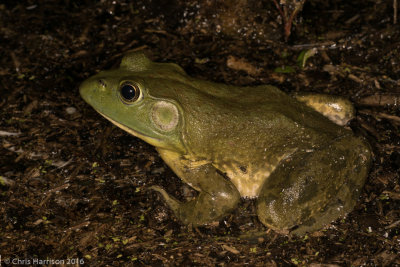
(119, 82), (140, 104)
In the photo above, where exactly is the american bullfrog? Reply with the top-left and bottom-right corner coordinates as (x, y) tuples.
(80, 52), (371, 235)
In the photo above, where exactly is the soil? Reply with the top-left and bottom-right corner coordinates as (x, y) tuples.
(1, 0), (400, 266)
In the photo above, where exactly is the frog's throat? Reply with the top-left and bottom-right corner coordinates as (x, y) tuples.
(96, 111), (164, 147)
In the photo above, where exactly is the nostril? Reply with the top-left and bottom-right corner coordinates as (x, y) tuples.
(98, 79), (106, 87)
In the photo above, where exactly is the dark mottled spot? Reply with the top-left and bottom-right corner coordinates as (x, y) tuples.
(216, 169), (230, 180)
(239, 166), (247, 173)
(263, 217), (273, 224)
(302, 216), (317, 227)
(300, 207), (312, 221)
(297, 181), (318, 204)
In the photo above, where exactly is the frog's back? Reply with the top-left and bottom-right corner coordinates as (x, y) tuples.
(180, 80), (349, 143)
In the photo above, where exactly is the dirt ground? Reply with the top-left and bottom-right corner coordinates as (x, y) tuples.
(1, 0), (400, 266)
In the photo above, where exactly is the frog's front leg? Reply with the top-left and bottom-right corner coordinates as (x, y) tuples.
(151, 149), (241, 226)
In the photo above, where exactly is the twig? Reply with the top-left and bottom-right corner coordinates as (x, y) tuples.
(358, 94), (400, 106)
(377, 112), (400, 123)
(285, 0), (306, 41)
(385, 220), (400, 229)
(290, 41), (336, 50)
(272, 0), (285, 19)
(0, 130), (21, 136)
(272, 0), (306, 41)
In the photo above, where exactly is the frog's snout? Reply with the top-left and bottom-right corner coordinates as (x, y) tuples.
(79, 78), (107, 103)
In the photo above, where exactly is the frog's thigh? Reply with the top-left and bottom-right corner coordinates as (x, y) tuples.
(256, 136), (371, 235)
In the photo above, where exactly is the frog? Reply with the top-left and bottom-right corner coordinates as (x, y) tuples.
(79, 52), (372, 235)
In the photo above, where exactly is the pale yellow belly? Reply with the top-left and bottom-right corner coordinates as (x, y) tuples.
(214, 151), (295, 198)
(217, 164), (276, 198)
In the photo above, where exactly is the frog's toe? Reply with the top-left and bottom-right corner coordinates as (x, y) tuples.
(149, 185), (181, 212)
(148, 185), (165, 193)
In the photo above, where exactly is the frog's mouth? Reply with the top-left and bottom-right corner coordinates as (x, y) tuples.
(96, 110), (163, 147)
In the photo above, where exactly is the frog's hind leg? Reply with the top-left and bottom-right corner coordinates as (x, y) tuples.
(256, 136), (371, 235)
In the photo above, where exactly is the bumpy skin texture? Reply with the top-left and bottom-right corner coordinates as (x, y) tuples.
(80, 52), (372, 235)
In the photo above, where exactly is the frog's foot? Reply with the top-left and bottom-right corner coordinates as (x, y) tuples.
(293, 93), (355, 126)
(256, 135), (371, 235)
(258, 188), (353, 236)
(149, 164), (241, 226)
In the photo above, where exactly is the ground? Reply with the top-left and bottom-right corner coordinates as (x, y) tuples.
(1, 0), (400, 266)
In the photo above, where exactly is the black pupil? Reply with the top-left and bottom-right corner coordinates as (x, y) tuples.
(120, 84), (137, 101)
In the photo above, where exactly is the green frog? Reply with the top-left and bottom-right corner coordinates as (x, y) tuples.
(80, 52), (371, 235)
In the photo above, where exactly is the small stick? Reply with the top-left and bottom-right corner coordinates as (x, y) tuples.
(272, 0), (285, 20)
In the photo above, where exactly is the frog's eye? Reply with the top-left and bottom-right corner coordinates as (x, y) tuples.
(119, 82), (141, 104)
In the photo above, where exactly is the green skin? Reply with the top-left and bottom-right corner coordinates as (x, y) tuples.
(80, 52), (372, 235)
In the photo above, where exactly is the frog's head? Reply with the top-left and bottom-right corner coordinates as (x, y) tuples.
(79, 52), (188, 153)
